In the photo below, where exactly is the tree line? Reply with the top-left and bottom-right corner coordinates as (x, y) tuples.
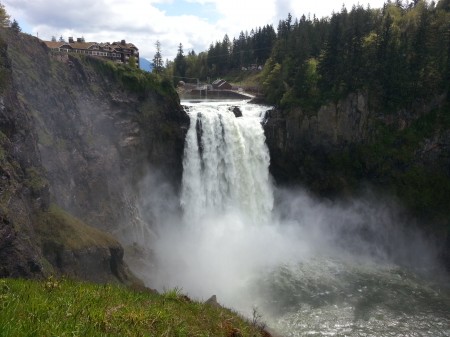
(153, 25), (277, 84)
(261, 0), (450, 111)
(154, 0), (449, 112)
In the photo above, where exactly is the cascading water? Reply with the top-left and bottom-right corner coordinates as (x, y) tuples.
(149, 99), (450, 337)
(181, 100), (273, 224)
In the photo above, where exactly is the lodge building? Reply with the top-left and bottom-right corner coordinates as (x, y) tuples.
(43, 37), (139, 67)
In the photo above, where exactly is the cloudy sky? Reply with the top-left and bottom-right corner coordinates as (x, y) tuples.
(3, 0), (387, 61)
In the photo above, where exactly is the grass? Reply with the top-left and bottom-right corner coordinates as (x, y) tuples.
(224, 69), (264, 90)
(0, 278), (266, 337)
(36, 204), (118, 251)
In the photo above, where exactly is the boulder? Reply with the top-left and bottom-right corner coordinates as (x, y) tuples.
(231, 106), (243, 118)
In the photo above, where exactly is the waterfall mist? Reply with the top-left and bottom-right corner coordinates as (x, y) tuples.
(134, 100), (444, 318)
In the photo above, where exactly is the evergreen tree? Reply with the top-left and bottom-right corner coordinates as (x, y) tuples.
(152, 40), (164, 74)
(174, 2), (449, 109)
(0, 2), (9, 27)
(173, 43), (187, 83)
(220, 34), (231, 72)
(10, 19), (21, 33)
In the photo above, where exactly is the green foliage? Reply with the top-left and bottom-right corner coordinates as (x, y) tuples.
(169, 1), (449, 102)
(10, 19), (20, 33)
(152, 40), (164, 74)
(173, 43), (187, 84)
(167, 25), (276, 81)
(128, 55), (137, 68)
(281, 58), (321, 110)
(323, 104), (450, 225)
(162, 287), (183, 301)
(84, 56), (175, 97)
(262, 60), (283, 104)
(0, 36), (9, 90)
(0, 278), (265, 336)
(36, 204), (117, 250)
(257, 2), (450, 110)
(0, 1), (10, 27)
(24, 167), (48, 194)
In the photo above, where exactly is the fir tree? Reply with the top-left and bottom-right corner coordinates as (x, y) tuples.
(10, 19), (21, 33)
(152, 40), (164, 74)
(173, 43), (187, 83)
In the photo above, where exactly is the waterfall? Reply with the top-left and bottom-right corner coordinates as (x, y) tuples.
(144, 101), (450, 337)
(180, 101), (273, 225)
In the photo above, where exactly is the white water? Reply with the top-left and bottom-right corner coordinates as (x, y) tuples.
(181, 100), (273, 225)
(144, 100), (450, 336)
(149, 100), (296, 304)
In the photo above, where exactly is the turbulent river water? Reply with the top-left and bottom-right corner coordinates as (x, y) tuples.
(152, 100), (450, 337)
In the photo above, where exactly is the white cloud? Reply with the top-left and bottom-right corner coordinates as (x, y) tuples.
(4, 0), (223, 60)
(3, 0), (388, 60)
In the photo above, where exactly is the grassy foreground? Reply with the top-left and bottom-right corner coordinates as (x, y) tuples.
(0, 278), (267, 337)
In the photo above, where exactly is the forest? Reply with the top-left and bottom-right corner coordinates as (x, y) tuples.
(165, 0), (449, 112)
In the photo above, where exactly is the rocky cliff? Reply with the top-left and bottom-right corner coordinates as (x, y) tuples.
(0, 33), (49, 278)
(264, 91), (450, 266)
(0, 28), (188, 282)
(264, 92), (371, 185)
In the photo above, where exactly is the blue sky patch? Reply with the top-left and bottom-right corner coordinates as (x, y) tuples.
(156, 1), (221, 23)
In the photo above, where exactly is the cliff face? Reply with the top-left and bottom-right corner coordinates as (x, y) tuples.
(265, 91), (449, 189)
(0, 29), (188, 282)
(264, 91), (450, 266)
(4, 31), (188, 234)
(0, 34), (49, 278)
(264, 92), (373, 187)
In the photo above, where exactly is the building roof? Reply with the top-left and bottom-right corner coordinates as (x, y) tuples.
(43, 41), (65, 49)
(69, 42), (99, 50)
(112, 41), (138, 50)
(43, 39), (138, 54)
(43, 41), (100, 50)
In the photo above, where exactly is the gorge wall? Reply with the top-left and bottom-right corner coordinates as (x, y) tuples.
(264, 91), (450, 267)
(0, 28), (188, 282)
(0, 32), (49, 278)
